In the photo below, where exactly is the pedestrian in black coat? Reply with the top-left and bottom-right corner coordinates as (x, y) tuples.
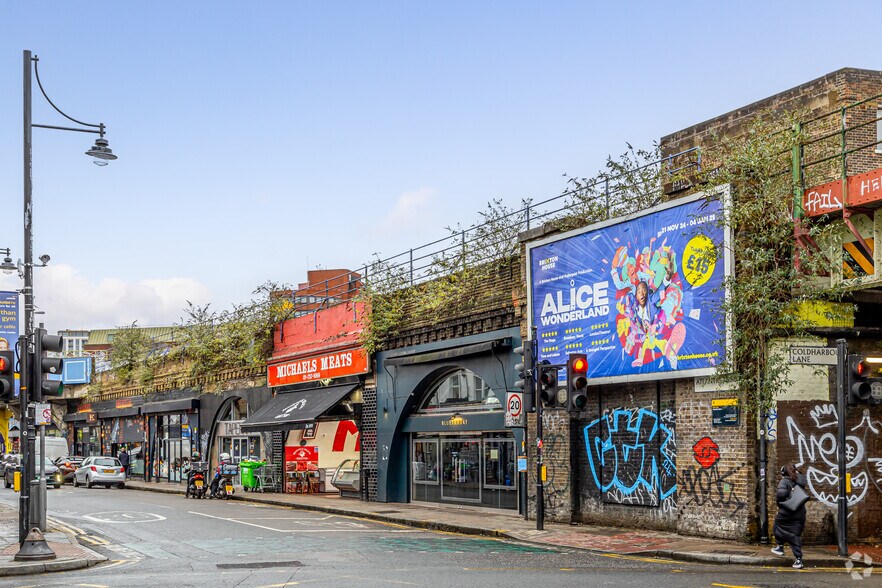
(771, 463), (808, 569)
(118, 448), (130, 476)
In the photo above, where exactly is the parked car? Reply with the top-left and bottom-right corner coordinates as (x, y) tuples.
(53, 456), (85, 484)
(73, 456), (126, 489)
(3, 455), (63, 489)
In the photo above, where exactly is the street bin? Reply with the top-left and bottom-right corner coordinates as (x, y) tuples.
(239, 460), (266, 492)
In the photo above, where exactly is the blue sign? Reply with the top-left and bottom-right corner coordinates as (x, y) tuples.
(0, 292), (20, 396)
(528, 194), (728, 383)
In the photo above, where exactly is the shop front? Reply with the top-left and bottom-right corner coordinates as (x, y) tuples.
(143, 398), (199, 483)
(375, 328), (524, 512)
(64, 413), (100, 457)
(241, 379), (363, 494)
(97, 407), (146, 477)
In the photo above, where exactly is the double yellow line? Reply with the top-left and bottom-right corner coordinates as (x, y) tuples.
(47, 516), (107, 546)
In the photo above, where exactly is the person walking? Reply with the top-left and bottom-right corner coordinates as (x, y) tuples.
(118, 447), (130, 476)
(771, 463), (808, 569)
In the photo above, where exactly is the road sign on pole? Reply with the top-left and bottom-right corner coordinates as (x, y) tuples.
(505, 392), (525, 427)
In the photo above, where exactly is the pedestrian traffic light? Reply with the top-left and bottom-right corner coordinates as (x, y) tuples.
(514, 340), (535, 413)
(537, 360), (559, 406)
(567, 353), (589, 412)
(33, 328), (64, 401)
(0, 351), (15, 402)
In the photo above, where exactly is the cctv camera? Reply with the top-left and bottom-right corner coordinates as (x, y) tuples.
(39, 254), (50, 265)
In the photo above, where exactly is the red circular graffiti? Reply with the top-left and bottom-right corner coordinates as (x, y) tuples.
(692, 436), (720, 469)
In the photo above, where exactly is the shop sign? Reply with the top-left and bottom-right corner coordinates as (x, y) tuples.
(268, 348), (369, 387)
(86, 412), (98, 425)
(78, 404), (92, 413)
(115, 399), (133, 409)
(712, 398), (740, 427)
(216, 420), (243, 437)
(441, 415), (468, 427)
(505, 392), (525, 428)
(285, 445), (318, 462)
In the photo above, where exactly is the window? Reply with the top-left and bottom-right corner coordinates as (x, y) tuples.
(419, 369), (501, 413)
(412, 440), (439, 484)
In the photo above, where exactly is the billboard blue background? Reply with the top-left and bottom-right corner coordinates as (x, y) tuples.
(0, 291), (20, 396)
(529, 197), (726, 382)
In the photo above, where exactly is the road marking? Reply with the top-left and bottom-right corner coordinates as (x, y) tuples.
(188, 510), (417, 534)
(76, 584), (110, 587)
(712, 584), (755, 588)
(83, 511), (167, 524)
(96, 559), (135, 570)
(79, 535), (109, 546)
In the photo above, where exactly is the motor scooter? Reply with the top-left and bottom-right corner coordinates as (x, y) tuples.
(210, 462), (238, 499)
(185, 461), (208, 499)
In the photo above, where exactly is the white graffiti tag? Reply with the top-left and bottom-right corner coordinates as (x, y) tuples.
(785, 404), (870, 508)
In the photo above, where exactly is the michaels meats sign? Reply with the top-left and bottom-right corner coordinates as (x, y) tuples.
(526, 188), (731, 384)
(268, 348), (369, 387)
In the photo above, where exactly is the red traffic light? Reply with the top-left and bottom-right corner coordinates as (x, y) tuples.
(572, 357), (587, 373)
(856, 360), (869, 377)
(0, 355), (8, 373)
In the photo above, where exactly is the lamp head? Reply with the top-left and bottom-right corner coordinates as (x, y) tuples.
(0, 256), (15, 275)
(85, 137), (117, 166)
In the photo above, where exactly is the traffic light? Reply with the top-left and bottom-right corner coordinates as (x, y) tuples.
(0, 351), (15, 402)
(33, 328), (64, 401)
(537, 360), (559, 407)
(514, 341), (535, 413)
(847, 354), (872, 405)
(567, 353), (589, 412)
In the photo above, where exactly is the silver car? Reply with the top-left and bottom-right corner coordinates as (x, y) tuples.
(73, 456), (126, 489)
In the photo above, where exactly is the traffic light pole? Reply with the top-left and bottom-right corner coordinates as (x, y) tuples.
(19, 49), (35, 547)
(535, 349), (544, 531)
(836, 338), (848, 557)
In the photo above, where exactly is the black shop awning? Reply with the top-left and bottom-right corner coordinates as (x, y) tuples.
(240, 383), (359, 433)
(97, 407), (140, 419)
(141, 398), (199, 414)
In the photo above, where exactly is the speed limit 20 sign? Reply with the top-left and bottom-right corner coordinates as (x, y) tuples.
(505, 392), (525, 428)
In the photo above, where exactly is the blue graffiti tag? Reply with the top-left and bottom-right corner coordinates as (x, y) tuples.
(584, 408), (676, 504)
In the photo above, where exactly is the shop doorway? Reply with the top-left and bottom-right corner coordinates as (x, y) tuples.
(441, 439), (481, 503)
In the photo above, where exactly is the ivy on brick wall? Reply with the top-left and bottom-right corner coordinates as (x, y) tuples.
(691, 111), (848, 414)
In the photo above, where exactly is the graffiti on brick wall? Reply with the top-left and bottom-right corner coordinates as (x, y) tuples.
(678, 436), (745, 513)
(540, 412), (570, 511)
(583, 407), (676, 507)
(785, 404), (882, 508)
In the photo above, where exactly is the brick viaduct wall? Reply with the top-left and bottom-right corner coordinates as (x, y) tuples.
(526, 379), (755, 541)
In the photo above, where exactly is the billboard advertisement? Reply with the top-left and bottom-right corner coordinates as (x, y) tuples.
(527, 189), (730, 384)
(0, 292), (19, 396)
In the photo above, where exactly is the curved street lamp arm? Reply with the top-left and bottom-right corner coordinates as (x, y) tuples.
(32, 55), (105, 136)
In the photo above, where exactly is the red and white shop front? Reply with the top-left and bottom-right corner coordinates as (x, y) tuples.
(241, 341), (369, 494)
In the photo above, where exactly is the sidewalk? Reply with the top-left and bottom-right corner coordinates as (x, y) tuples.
(0, 501), (106, 576)
(127, 480), (876, 568)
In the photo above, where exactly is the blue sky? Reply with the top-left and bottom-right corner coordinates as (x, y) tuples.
(0, 1), (879, 334)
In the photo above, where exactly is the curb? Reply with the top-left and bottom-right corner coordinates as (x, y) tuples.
(0, 557), (103, 577)
(124, 484), (855, 568)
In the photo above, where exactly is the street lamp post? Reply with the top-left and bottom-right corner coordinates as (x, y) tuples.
(17, 49), (116, 554)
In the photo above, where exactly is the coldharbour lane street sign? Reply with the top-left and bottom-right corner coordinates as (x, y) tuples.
(788, 346), (838, 366)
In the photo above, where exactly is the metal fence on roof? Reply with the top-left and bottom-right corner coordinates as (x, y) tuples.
(287, 147), (702, 312)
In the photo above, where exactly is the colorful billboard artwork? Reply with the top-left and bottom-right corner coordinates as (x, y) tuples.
(0, 292), (19, 396)
(528, 192), (729, 383)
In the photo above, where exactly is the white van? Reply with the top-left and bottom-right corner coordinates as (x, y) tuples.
(34, 437), (70, 464)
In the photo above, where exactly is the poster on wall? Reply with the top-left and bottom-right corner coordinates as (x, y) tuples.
(0, 292), (20, 397)
(527, 188), (731, 384)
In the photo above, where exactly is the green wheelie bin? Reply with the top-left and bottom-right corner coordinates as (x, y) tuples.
(239, 460), (266, 492)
